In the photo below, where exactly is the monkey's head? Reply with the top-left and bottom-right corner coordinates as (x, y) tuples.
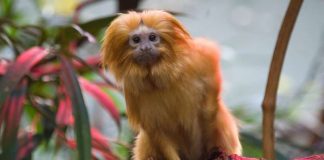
(101, 10), (192, 89)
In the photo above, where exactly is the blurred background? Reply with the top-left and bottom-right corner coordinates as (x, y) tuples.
(0, 0), (323, 159)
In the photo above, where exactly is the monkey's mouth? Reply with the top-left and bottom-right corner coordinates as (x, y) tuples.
(133, 51), (161, 67)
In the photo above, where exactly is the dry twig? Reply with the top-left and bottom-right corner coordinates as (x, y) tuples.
(262, 0), (303, 159)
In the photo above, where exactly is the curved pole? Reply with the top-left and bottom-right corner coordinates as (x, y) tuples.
(262, 0), (303, 159)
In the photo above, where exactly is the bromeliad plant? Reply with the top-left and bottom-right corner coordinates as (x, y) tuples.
(0, 1), (130, 160)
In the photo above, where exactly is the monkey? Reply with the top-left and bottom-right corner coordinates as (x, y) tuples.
(101, 10), (241, 160)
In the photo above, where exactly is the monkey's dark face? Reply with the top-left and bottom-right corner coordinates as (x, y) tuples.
(129, 25), (161, 67)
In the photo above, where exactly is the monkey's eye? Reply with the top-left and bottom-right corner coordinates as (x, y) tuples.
(132, 36), (141, 44)
(149, 33), (157, 42)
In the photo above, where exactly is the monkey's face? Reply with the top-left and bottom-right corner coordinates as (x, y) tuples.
(101, 11), (192, 85)
(128, 25), (161, 67)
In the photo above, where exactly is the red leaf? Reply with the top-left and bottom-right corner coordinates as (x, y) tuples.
(78, 77), (120, 128)
(90, 128), (111, 152)
(74, 54), (100, 67)
(226, 154), (324, 160)
(56, 86), (74, 126)
(30, 55), (100, 78)
(228, 154), (260, 160)
(91, 128), (119, 160)
(66, 139), (77, 149)
(17, 133), (42, 159)
(294, 154), (324, 160)
(0, 59), (10, 75)
(0, 47), (48, 109)
(30, 62), (61, 78)
(1, 79), (28, 160)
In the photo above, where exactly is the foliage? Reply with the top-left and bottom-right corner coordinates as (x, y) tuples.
(1, 0), (322, 160)
(0, 0), (132, 159)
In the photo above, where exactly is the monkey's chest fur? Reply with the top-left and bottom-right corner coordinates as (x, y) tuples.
(125, 77), (212, 159)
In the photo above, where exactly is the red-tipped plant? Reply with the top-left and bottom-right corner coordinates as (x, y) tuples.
(0, 1), (129, 159)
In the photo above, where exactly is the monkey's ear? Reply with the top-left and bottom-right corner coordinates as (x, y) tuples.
(158, 10), (192, 41)
(156, 10), (191, 39)
(166, 13), (191, 39)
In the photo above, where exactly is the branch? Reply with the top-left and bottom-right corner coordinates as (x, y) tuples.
(261, 0), (303, 159)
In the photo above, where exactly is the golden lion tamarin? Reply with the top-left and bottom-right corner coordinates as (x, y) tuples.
(101, 10), (241, 160)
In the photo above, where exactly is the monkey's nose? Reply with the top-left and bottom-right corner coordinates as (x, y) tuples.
(140, 46), (152, 52)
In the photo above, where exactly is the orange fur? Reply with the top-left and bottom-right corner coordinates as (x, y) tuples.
(101, 10), (241, 160)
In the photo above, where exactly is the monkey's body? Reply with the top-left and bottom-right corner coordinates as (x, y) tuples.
(101, 11), (241, 160)
(125, 39), (240, 160)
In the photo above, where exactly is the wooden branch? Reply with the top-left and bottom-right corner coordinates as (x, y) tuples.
(262, 0), (303, 159)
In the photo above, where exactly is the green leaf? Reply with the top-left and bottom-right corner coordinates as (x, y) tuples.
(240, 132), (288, 160)
(112, 144), (130, 160)
(232, 106), (258, 124)
(54, 15), (117, 46)
(0, 0), (14, 17)
(29, 81), (57, 99)
(59, 54), (91, 160)
(112, 119), (133, 160)
(24, 102), (37, 122)
(79, 15), (117, 36)
(104, 88), (126, 115)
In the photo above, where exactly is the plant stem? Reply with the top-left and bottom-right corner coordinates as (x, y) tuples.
(262, 0), (303, 159)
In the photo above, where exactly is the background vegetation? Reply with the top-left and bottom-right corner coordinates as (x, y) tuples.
(0, 0), (323, 159)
